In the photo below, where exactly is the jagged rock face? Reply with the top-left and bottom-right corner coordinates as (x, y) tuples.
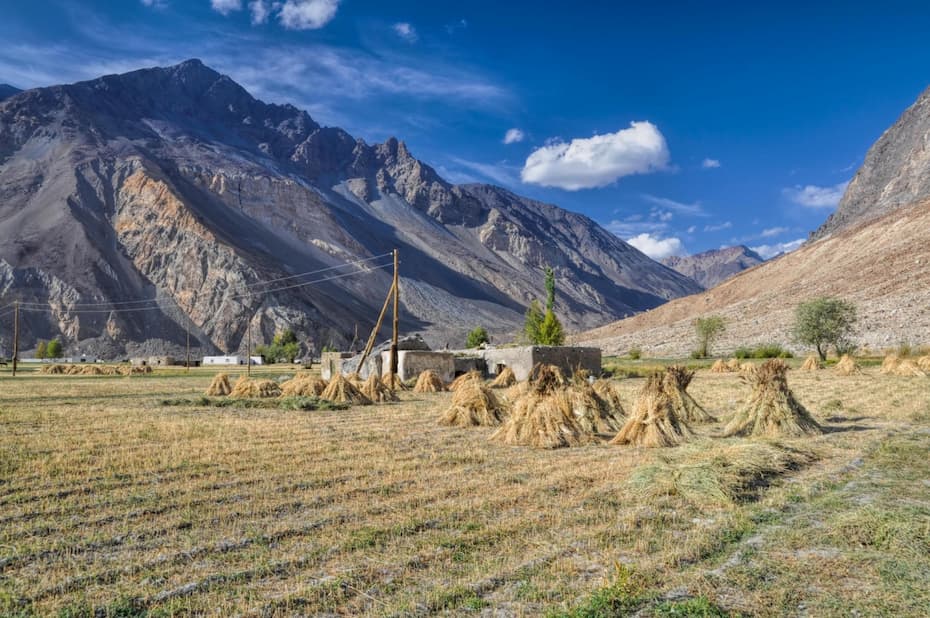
(0, 60), (700, 356)
(0, 85), (20, 102)
(661, 245), (764, 289)
(813, 85), (930, 239)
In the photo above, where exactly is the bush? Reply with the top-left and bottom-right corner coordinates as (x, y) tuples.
(793, 297), (857, 361)
(46, 338), (63, 359)
(690, 350), (703, 359)
(733, 347), (751, 359)
(628, 347), (642, 360)
(693, 316), (726, 358)
(465, 326), (490, 349)
(751, 344), (793, 359)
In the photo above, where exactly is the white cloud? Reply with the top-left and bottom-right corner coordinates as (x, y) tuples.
(760, 226), (788, 238)
(783, 181), (849, 208)
(627, 233), (686, 260)
(687, 225), (697, 234)
(392, 22), (418, 42)
(503, 128), (525, 144)
(521, 121), (669, 190)
(279, 0), (339, 30)
(641, 194), (705, 216)
(703, 221), (732, 232)
(447, 157), (519, 187)
(141, 0), (167, 7)
(210, 0), (242, 15)
(249, 0), (271, 24)
(750, 238), (805, 259)
(656, 211), (673, 222)
(702, 158), (721, 169)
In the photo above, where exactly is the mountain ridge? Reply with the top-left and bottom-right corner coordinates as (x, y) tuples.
(661, 245), (764, 289)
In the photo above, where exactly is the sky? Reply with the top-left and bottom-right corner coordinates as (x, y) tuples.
(3, 1), (930, 259)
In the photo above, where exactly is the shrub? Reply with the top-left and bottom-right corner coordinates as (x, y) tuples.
(793, 297), (857, 361)
(46, 338), (63, 359)
(693, 316), (725, 358)
(628, 347), (642, 360)
(733, 347), (751, 359)
(465, 326), (490, 348)
(35, 340), (47, 359)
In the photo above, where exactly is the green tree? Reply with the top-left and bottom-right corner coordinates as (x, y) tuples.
(694, 316), (726, 358)
(537, 310), (565, 345)
(35, 340), (47, 359)
(46, 338), (62, 359)
(544, 266), (556, 311)
(523, 300), (545, 344)
(465, 326), (490, 348)
(793, 297), (857, 361)
(257, 329), (301, 364)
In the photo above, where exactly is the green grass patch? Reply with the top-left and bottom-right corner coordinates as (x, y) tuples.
(158, 396), (348, 411)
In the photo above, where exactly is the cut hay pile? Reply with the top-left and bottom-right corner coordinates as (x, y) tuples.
(834, 354), (862, 376)
(38, 364), (67, 375)
(489, 366), (517, 388)
(490, 364), (596, 448)
(710, 359), (731, 373)
(663, 365), (715, 423)
(610, 373), (694, 447)
(880, 354), (900, 375)
(413, 370), (446, 393)
(206, 373), (231, 396)
(81, 365), (103, 375)
(320, 373), (372, 405)
(918, 356), (930, 372)
(726, 358), (742, 372)
(800, 355), (823, 371)
(567, 386), (626, 434)
(279, 375), (326, 397)
(723, 359), (821, 438)
(440, 380), (506, 427)
(894, 358), (927, 377)
(230, 376), (282, 398)
(449, 370), (483, 392)
(383, 373), (409, 391)
(361, 373), (399, 403)
(591, 379), (626, 417)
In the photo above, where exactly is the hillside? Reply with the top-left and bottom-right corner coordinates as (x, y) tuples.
(661, 245), (764, 289)
(0, 60), (698, 357)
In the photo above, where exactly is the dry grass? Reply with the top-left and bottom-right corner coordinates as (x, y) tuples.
(894, 358), (927, 377)
(413, 370), (446, 393)
(800, 354), (823, 371)
(320, 373), (371, 405)
(591, 378), (625, 417)
(835, 354), (862, 375)
(279, 375), (326, 397)
(710, 359), (731, 373)
(205, 373), (231, 396)
(449, 370), (482, 392)
(229, 376), (282, 398)
(610, 373), (694, 447)
(1, 365), (928, 616)
(439, 380), (506, 427)
(880, 354), (899, 374)
(664, 365), (715, 423)
(723, 359), (822, 438)
(918, 355), (930, 372)
(360, 373), (399, 403)
(489, 366), (516, 388)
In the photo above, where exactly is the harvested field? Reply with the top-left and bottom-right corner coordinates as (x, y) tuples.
(1, 364), (928, 616)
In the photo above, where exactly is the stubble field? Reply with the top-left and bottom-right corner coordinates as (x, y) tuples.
(1, 363), (928, 617)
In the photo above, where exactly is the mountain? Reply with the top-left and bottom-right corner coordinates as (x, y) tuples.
(581, 86), (930, 356)
(813, 86), (930, 239)
(0, 59), (699, 357)
(0, 84), (21, 102)
(661, 245), (764, 289)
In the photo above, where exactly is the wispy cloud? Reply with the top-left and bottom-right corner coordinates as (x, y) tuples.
(703, 221), (732, 232)
(503, 128), (525, 144)
(392, 22), (418, 43)
(446, 157), (520, 187)
(641, 194), (706, 217)
(701, 158), (720, 169)
(750, 238), (805, 259)
(278, 0), (340, 30)
(248, 0), (271, 24)
(210, 0), (242, 16)
(783, 181), (849, 208)
(760, 226), (788, 237)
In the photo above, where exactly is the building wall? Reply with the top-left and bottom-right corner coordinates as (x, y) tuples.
(381, 350), (455, 382)
(481, 346), (602, 381)
(321, 352), (354, 380)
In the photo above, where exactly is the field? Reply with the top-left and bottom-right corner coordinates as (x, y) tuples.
(1, 363), (929, 617)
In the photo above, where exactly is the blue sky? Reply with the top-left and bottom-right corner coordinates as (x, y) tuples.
(3, 1), (930, 259)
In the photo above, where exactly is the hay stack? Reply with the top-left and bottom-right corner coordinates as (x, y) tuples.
(591, 379), (626, 417)
(66, 365), (83, 375)
(800, 355), (822, 371)
(230, 376), (282, 398)
(918, 356), (930, 372)
(39, 364), (66, 375)
(610, 373), (694, 448)
(81, 365), (103, 375)
(894, 359), (927, 377)
(320, 373), (372, 405)
(489, 366), (517, 388)
(440, 380), (506, 427)
(567, 386), (626, 434)
(529, 363), (568, 390)
(710, 359), (731, 373)
(724, 359), (821, 438)
(726, 358), (742, 372)
(279, 375), (325, 397)
(206, 373), (232, 396)
(880, 354), (900, 375)
(361, 372), (399, 403)
(663, 365), (715, 423)
(382, 373), (409, 391)
(834, 354), (861, 376)
(413, 370), (446, 393)
(449, 370), (482, 392)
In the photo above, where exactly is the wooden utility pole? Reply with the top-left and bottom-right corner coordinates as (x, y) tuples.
(186, 324), (191, 373)
(355, 280), (395, 374)
(390, 249), (399, 378)
(247, 321), (252, 377)
(12, 302), (19, 377)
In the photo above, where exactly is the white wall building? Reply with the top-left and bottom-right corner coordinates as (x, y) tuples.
(202, 355), (263, 366)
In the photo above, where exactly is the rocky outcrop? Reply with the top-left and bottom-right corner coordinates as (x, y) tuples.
(813, 85), (930, 239)
(661, 245), (764, 289)
(0, 60), (700, 357)
(0, 85), (20, 102)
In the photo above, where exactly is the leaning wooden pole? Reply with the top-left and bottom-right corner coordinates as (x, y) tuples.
(247, 320), (252, 377)
(390, 249), (399, 380)
(12, 302), (19, 377)
(355, 280), (396, 374)
(186, 324), (191, 373)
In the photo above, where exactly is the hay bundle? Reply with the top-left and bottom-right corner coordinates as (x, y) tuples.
(101, 366), (120, 376)
(490, 390), (592, 448)
(834, 354), (861, 376)
(710, 359), (731, 373)
(345, 373), (364, 388)
(230, 376), (282, 398)
(663, 365), (715, 423)
(440, 380), (506, 427)
(279, 375), (326, 397)
(413, 370), (446, 393)
(610, 373), (694, 447)
(81, 365), (103, 375)
(918, 355), (930, 372)
(382, 373), (409, 391)
(449, 370), (482, 392)
(361, 372), (398, 403)
(489, 366), (517, 388)
(66, 365), (83, 375)
(504, 380), (530, 402)
(894, 359), (927, 377)
(567, 386), (626, 434)
(40, 364), (67, 375)
(726, 358), (742, 372)
(206, 373), (232, 396)
(591, 379), (626, 417)
(724, 359), (821, 438)
(800, 355), (822, 371)
(320, 373), (371, 405)
(528, 364), (567, 392)
(880, 354), (900, 375)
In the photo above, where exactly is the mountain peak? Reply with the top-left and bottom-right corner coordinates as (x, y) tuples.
(0, 83), (21, 102)
(661, 244), (764, 289)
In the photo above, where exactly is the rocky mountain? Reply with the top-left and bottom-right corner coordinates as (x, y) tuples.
(661, 245), (764, 289)
(813, 85), (930, 239)
(0, 84), (20, 102)
(0, 60), (699, 357)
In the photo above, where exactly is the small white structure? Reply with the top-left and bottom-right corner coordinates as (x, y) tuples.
(202, 355), (263, 366)
(65, 355), (97, 364)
